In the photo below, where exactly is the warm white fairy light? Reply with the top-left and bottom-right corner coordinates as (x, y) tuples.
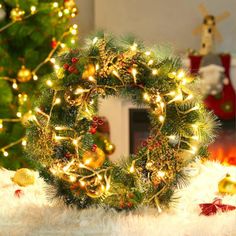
(186, 94), (193, 101)
(21, 139), (27, 146)
(192, 135), (199, 141)
(95, 64), (100, 71)
(0, 120), (3, 129)
(112, 70), (119, 77)
(131, 68), (137, 77)
(152, 69), (158, 75)
(159, 115), (165, 123)
(129, 161), (135, 173)
(12, 82), (18, 90)
(145, 51), (151, 56)
(52, 2), (59, 8)
(3, 150), (8, 157)
(30, 6), (37, 14)
(143, 92), (150, 102)
(16, 112), (22, 118)
(50, 58), (56, 64)
(71, 39), (76, 44)
(64, 8), (70, 14)
(79, 180), (85, 187)
(168, 135), (176, 141)
(88, 76), (96, 82)
(190, 146), (198, 154)
(54, 64), (60, 70)
(72, 139), (78, 146)
(58, 11), (63, 17)
(177, 70), (185, 79)
(157, 171), (165, 178)
(60, 43), (66, 48)
(130, 43), (137, 51)
(148, 59), (154, 65)
(33, 74), (38, 81)
(92, 37), (98, 45)
(46, 80), (53, 87)
(54, 98), (61, 105)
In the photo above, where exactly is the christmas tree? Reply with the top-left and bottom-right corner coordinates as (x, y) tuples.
(25, 34), (217, 210)
(0, 0), (78, 169)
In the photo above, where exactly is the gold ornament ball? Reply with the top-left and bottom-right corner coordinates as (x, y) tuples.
(17, 66), (32, 83)
(82, 64), (96, 79)
(82, 147), (106, 169)
(10, 7), (25, 22)
(12, 168), (35, 187)
(104, 139), (115, 155)
(64, 0), (76, 10)
(218, 174), (236, 195)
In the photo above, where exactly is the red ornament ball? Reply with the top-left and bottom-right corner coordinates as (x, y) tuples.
(89, 127), (97, 134)
(71, 57), (78, 63)
(51, 38), (57, 49)
(63, 63), (70, 70)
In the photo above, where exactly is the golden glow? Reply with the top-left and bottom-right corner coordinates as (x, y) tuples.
(33, 74), (38, 81)
(130, 43), (137, 51)
(157, 171), (165, 178)
(92, 37), (98, 45)
(12, 82), (18, 90)
(58, 11), (63, 17)
(159, 115), (165, 123)
(3, 150), (8, 157)
(143, 92), (150, 102)
(21, 139), (27, 146)
(72, 139), (78, 146)
(54, 98), (61, 105)
(16, 112), (22, 118)
(30, 6), (36, 14)
(0, 120), (3, 129)
(152, 69), (158, 75)
(46, 80), (53, 87)
(71, 39), (76, 44)
(148, 60), (154, 65)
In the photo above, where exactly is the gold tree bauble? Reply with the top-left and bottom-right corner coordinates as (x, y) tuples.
(10, 7), (25, 22)
(12, 168), (35, 187)
(82, 64), (96, 79)
(218, 174), (236, 195)
(82, 147), (106, 169)
(64, 0), (76, 10)
(64, 85), (85, 106)
(17, 66), (32, 82)
(104, 139), (115, 155)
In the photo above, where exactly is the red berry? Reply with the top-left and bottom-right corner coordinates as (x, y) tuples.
(92, 144), (97, 152)
(71, 57), (78, 63)
(142, 140), (148, 147)
(127, 202), (133, 208)
(64, 153), (71, 159)
(92, 116), (98, 122)
(63, 63), (69, 70)
(68, 65), (76, 73)
(51, 39), (57, 49)
(98, 119), (104, 126)
(89, 127), (97, 134)
(92, 123), (98, 129)
(14, 189), (24, 198)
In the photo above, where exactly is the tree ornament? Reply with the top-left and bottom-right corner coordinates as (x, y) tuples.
(64, 85), (85, 106)
(12, 168), (35, 187)
(218, 174), (236, 195)
(10, 7), (25, 22)
(17, 66), (32, 83)
(82, 147), (106, 169)
(64, 0), (76, 10)
(104, 139), (115, 155)
(82, 64), (96, 79)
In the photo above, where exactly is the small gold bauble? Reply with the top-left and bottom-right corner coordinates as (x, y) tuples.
(12, 168), (35, 187)
(82, 64), (96, 79)
(218, 174), (236, 195)
(10, 7), (25, 22)
(64, 85), (85, 106)
(17, 66), (32, 83)
(82, 147), (106, 169)
(104, 139), (115, 155)
(64, 0), (76, 10)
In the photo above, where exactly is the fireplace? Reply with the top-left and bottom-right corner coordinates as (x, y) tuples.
(129, 109), (150, 154)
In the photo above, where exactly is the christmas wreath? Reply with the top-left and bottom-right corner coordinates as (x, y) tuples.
(26, 34), (216, 211)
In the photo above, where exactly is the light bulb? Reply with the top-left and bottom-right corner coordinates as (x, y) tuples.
(16, 112), (22, 118)
(3, 150), (8, 157)
(54, 98), (61, 105)
(46, 80), (53, 87)
(159, 115), (165, 123)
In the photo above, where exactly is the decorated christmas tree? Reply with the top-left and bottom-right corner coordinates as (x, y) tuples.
(0, 0), (78, 169)
(26, 34), (217, 210)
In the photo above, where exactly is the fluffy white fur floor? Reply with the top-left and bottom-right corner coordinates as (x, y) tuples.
(0, 161), (236, 236)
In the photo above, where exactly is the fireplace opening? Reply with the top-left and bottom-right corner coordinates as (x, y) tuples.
(129, 109), (150, 154)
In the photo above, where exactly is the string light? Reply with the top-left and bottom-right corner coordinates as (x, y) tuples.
(157, 171), (165, 178)
(33, 74), (38, 81)
(92, 37), (98, 45)
(0, 120), (3, 129)
(21, 139), (27, 146)
(130, 43), (137, 51)
(30, 6), (37, 14)
(46, 80), (53, 87)
(16, 112), (22, 118)
(143, 92), (150, 102)
(129, 161), (135, 173)
(148, 60), (154, 65)
(54, 98), (61, 105)
(52, 2), (59, 8)
(12, 82), (18, 90)
(152, 69), (158, 75)
(3, 150), (8, 157)
(159, 115), (165, 123)
(145, 51), (151, 56)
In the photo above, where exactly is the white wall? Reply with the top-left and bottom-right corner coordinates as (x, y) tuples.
(94, 0), (236, 53)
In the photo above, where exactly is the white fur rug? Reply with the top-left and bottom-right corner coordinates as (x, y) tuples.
(0, 161), (236, 236)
